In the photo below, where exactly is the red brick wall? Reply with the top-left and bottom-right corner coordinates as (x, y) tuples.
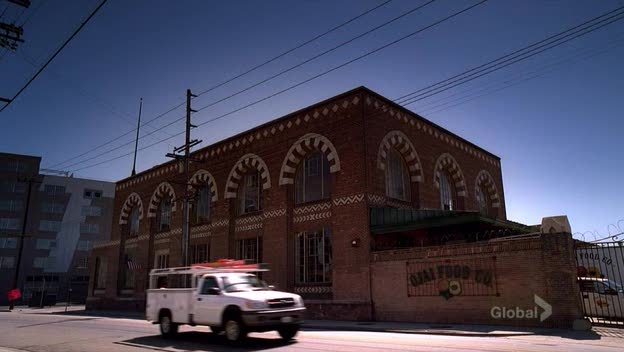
(362, 91), (506, 218)
(370, 233), (582, 327)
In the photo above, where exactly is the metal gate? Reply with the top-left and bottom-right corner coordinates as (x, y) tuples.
(575, 242), (624, 327)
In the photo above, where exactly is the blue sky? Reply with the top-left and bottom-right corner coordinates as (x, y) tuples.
(1, 0), (623, 239)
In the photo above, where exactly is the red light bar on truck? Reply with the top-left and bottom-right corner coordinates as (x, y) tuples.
(149, 259), (268, 276)
(192, 259), (268, 271)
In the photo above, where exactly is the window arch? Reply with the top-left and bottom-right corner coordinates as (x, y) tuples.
(474, 170), (501, 215)
(433, 153), (466, 211)
(224, 153), (271, 200)
(118, 192), (144, 226)
(279, 133), (341, 186)
(377, 130), (423, 205)
(147, 182), (177, 218)
(295, 151), (331, 204)
(385, 147), (410, 201)
(189, 169), (218, 224)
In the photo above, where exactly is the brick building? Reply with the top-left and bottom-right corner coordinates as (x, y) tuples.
(88, 87), (582, 326)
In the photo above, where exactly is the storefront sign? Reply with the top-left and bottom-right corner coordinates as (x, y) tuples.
(407, 257), (498, 299)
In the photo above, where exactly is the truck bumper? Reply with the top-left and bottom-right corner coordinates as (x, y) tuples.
(241, 307), (306, 330)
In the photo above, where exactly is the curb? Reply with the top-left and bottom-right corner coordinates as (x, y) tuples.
(302, 324), (536, 337)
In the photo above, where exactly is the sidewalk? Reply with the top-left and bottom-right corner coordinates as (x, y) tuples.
(4, 304), (623, 339)
(303, 320), (543, 337)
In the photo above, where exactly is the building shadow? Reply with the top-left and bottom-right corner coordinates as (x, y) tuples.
(117, 331), (296, 352)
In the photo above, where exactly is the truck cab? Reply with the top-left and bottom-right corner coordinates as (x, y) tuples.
(146, 260), (306, 342)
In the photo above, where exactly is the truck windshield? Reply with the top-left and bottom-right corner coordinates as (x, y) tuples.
(222, 275), (267, 292)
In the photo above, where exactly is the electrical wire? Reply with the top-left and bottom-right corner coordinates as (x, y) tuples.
(415, 32), (624, 115)
(70, 1), (489, 173)
(45, 0), (394, 169)
(395, 5), (624, 105)
(0, 0), (109, 113)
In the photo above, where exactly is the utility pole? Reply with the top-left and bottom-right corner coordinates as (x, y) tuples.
(166, 89), (201, 267)
(9, 178), (37, 310)
(0, 22), (24, 51)
(0, 0), (29, 105)
(131, 98), (143, 176)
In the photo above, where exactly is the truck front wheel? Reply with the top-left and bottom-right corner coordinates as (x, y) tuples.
(159, 314), (179, 338)
(224, 318), (247, 343)
(278, 325), (299, 340)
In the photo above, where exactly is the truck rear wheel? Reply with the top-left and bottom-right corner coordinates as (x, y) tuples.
(224, 318), (247, 343)
(159, 314), (179, 338)
(278, 325), (299, 340)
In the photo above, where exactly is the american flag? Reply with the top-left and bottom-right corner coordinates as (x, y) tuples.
(127, 260), (142, 271)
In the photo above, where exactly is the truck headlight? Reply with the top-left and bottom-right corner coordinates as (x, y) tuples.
(245, 300), (268, 310)
(295, 296), (304, 307)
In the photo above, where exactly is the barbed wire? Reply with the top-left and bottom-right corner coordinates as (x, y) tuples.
(574, 220), (624, 243)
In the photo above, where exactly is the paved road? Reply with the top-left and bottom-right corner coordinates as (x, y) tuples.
(0, 312), (622, 352)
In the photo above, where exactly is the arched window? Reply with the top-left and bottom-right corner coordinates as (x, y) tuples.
(238, 171), (261, 214)
(476, 184), (489, 215)
(439, 171), (454, 211)
(385, 148), (410, 201)
(158, 196), (172, 231)
(129, 207), (140, 236)
(295, 152), (330, 204)
(192, 186), (211, 224)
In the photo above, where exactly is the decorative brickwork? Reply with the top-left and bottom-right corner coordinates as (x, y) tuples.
(293, 211), (332, 223)
(118, 192), (144, 225)
(377, 130), (423, 183)
(433, 153), (467, 197)
(293, 201), (331, 215)
(279, 133), (341, 185)
(188, 169), (218, 201)
(224, 153), (271, 199)
(147, 181), (177, 218)
(475, 169), (501, 208)
(333, 194), (365, 206)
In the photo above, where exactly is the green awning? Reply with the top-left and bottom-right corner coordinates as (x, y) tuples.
(369, 208), (532, 235)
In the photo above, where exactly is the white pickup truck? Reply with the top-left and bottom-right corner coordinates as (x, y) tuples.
(145, 262), (306, 343)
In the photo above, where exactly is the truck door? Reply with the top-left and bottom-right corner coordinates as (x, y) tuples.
(194, 276), (222, 325)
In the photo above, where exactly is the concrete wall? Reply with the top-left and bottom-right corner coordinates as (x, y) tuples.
(371, 233), (582, 328)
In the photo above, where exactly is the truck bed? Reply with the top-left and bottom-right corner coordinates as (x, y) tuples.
(146, 288), (194, 324)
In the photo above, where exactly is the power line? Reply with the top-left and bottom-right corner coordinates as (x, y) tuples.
(395, 5), (624, 105)
(12, 49), (176, 146)
(46, 0), (393, 169)
(400, 11), (624, 107)
(74, 2), (624, 174)
(70, 0), (489, 173)
(194, 0), (394, 98)
(0, 0), (108, 112)
(416, 33), (624, 115)
(190, 0), (436, 113)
